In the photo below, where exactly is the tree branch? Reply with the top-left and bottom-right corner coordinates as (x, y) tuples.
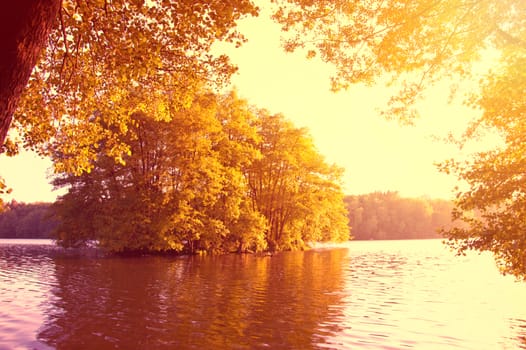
(495, 26), (526, 50)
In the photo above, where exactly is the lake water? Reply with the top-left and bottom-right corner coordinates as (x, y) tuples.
(0, 239), (525, 349)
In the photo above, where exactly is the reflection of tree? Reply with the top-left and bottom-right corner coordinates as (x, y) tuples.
(38, 256), (199, 349)
(38, 249), (348, 349)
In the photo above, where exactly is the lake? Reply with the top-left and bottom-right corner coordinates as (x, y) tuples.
(0, 239), (525, 349)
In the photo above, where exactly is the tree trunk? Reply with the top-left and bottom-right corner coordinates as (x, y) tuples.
(0, 0), (61, 146)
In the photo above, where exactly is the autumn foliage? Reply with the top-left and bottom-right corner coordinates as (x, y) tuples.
(438, 52), (526, 279)
(6, 0), (259, 170)
(51, 91), (349, 253)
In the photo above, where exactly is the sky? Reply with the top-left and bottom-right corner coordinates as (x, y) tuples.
(0, 7), (487, 203)
(216, 10), (483, 199)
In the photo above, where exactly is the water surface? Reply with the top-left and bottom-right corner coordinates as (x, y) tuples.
(0, 239), (525, 349)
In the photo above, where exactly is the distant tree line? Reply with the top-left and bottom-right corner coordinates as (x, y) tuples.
(345, 192), (455, 240)
(0, 201), (56, 238)
(1, 191), (459, 243)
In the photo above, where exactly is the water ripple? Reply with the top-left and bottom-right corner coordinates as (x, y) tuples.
(1, 239), (526, 349)
(315, 240), (526, 350)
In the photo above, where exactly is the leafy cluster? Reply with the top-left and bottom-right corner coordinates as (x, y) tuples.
(52, 91), (349, 254)
(439, 52), (526, 279)
(270, 0), (526, 279)
(10, 0), (259, 173)
(0, 177), (10, 210)
(270, 0), (523, 122)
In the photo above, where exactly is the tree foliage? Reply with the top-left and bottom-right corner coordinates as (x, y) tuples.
(270, 0), (525, 120)
(247, 112), (349, 251)
(0, 177), (11, 210)
(6, 0), (259, 172)
(439, 51), (526, 280)
(52, 91), (349, 253)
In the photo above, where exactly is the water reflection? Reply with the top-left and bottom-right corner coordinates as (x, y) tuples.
(38, 249), (349, 349)
(0, 242), (57, 349)
(2, 240), (526, 349)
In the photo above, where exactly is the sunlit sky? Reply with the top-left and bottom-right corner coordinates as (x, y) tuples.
(0, 8), (488, 203)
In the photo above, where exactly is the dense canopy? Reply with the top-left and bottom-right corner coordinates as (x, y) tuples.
(52, 91), (349, 253)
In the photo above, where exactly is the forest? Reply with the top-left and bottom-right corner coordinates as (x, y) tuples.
(0, 202), (56, 238)
(345, 192), (455, 240)
(0, 191), (458, 243)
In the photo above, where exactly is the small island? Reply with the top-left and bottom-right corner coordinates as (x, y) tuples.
(1, 94), (351, 255)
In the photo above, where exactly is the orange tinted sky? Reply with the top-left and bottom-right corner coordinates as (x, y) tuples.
(215, 11), (483, 200)
(0, 9), (489, 203)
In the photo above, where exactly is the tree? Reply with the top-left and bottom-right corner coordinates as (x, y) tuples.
(247, 112), (349, 251)
(52, 90), (349, 253)
(271, 0), (525, 121)
(2, 1), (259, 168)
(207, 91), (268, 253)
(0, 0), (61, 145)
(439, 52), (526, 280)
(52, 90), (268, 253)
